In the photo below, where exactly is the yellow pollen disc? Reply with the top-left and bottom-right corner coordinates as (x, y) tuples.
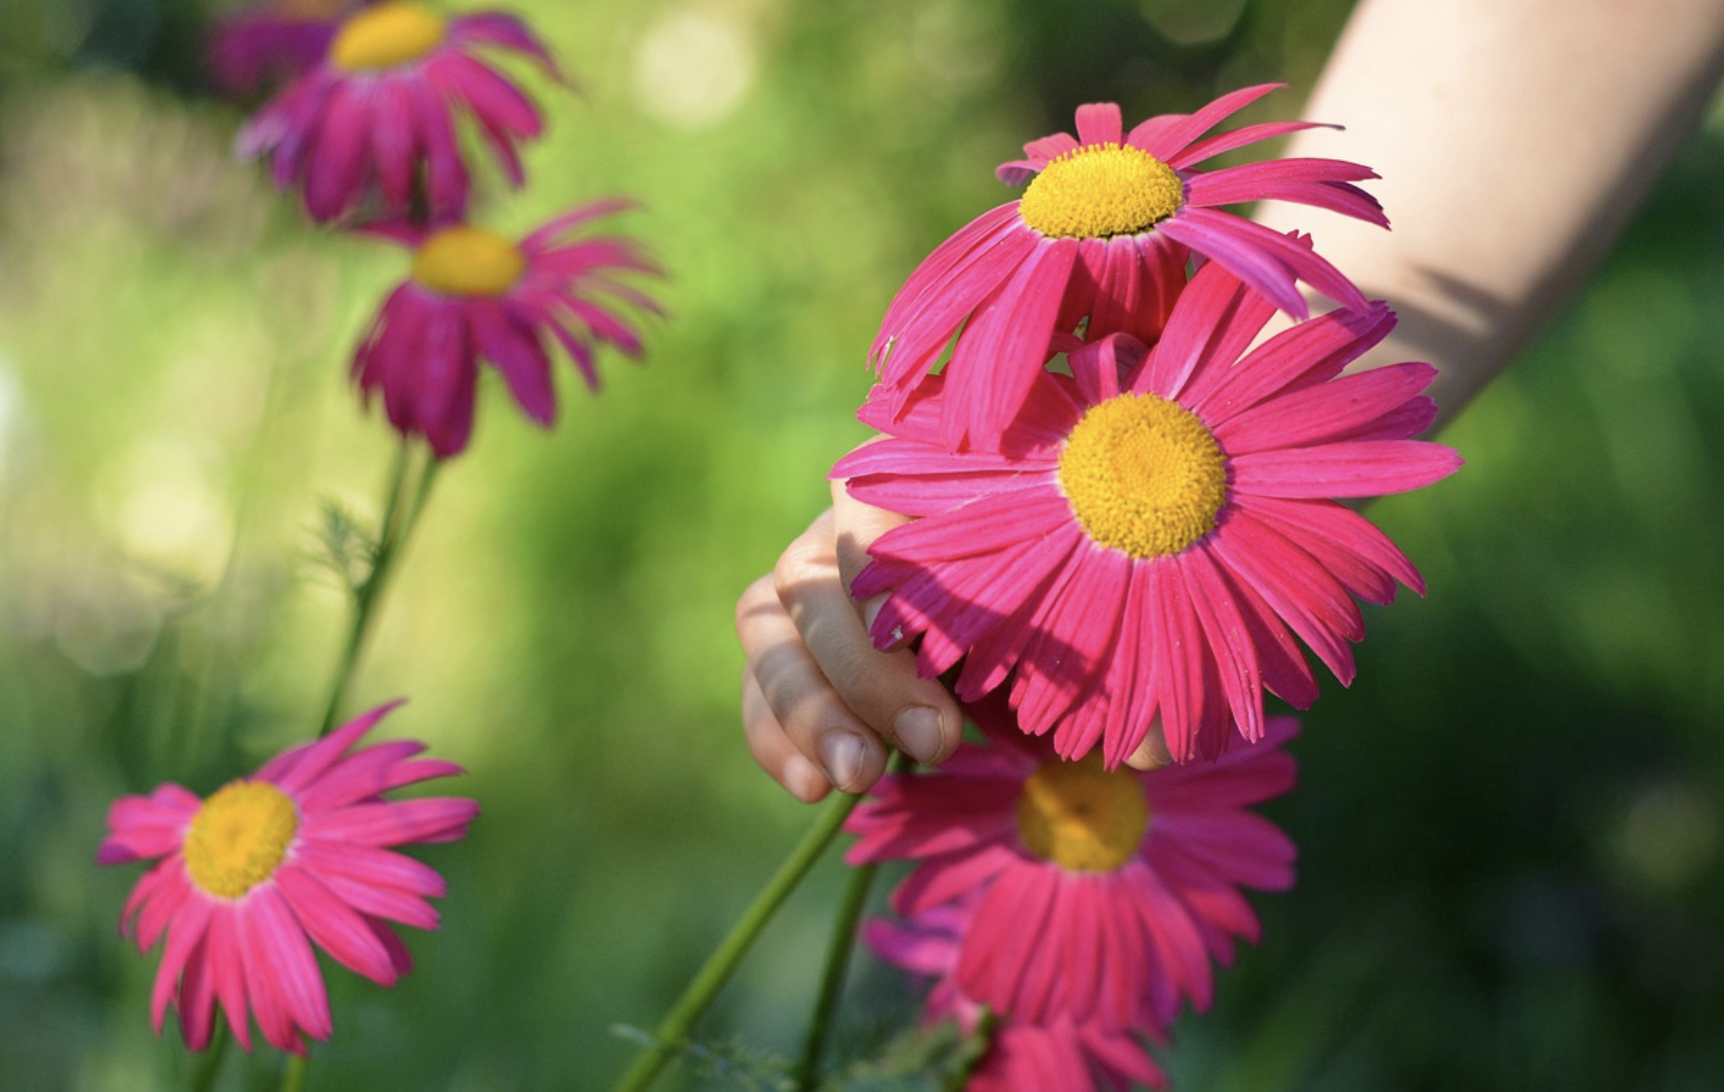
(1058, 392), (1227, 559)
(329, 2), (447, 73)
(410, 226), (527, 297)
(1018, 144), (1185, 239)
(182, 780), (300, 900)
(1015, 753), (1150, 873)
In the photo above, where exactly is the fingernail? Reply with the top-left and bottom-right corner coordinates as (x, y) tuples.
(782, 755), (828, 803)
(820, 733), (865, 790)
(894, 706), (945, 764)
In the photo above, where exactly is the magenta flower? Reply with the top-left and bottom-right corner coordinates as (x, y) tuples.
(236, 1), (561, 222)
(205, 0), (373, 98)
(352, 202), (661, 457)
(97, 703), (477, 1054)
(868, 903), (1169, 1092)
(838, 256), (1461, 764)
(871, 86), (1385, 448)
(848, 697), (1298, 1035)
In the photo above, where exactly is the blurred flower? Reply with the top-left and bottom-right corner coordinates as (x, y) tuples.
(839, 259), (1461, 763)
(205, 0), (374, 98)
(237, 1), (561, 222)
(352, 202), (661, 457)
(847, 697), (1298, 1033)
(871, 86), (1384, 448)
(98, 702), (477, 1054)
(868, 903), (1169, 1092)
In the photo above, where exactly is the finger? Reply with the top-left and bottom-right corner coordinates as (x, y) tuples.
(736, 571), (888, 794)
(830, 477), (912, 593)
(740, 667), (832, 803)
(829, 479), (914, 642)
(1124, 720), (1174, 770)
(773, 515), (961, 767)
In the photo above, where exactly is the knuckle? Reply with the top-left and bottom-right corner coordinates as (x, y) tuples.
(773, 532), (838, 603)
(734, 574), (778, 636)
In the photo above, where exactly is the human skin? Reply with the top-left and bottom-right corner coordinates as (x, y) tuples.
(735, 0), (1724, 802)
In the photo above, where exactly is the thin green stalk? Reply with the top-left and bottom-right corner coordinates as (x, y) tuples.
(606, 790), (865, 1092)
(793, 754), (906, 1090)
(793, 857), (879, 1091)
(281, 1052), (309, 1092)
(188, 1024), (229, 1092)
(316, 445), (441, 737)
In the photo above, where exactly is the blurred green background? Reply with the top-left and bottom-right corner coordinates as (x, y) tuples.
(2, 0), (1722, 1089)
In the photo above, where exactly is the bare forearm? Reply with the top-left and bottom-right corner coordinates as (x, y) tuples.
(1260, 0), (1724, 422)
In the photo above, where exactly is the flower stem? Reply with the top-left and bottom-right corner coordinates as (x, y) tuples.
(282, 1052), (309, 1092)
(793, 754), (905, 1090)
(317, 442), (441, 737)
(188, 1025), (229, 1092)
(792, 856), (879, 1091)
(606, 790), (865, 1092)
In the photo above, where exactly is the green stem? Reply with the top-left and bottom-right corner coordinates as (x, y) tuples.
(606, 791), (865, 1092)
(793, 857), (878, 1091)
(793, 754), (907, 1090)
(281, 1052), (309, 1092)
(316, 444), (441, 737)
(188, 1024), (229, 1092)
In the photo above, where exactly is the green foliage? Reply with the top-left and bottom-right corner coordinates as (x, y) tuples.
(0, 1), (1721, 1091)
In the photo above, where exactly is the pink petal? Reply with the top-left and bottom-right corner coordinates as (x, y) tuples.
(1178, 551), (1264, 748)
(892, 843), (1019, 915)
(274, 866), (401, 985)
(1186, 158), (1386, 227)
(937, 237), (1079, 450)
(1169, 118), (1331, 169)
(1128, 83), (1284, 162)
(1185, 299), (1394, 422)
(1215, 361), (1438, 454)
(239, 886), (330, 1050)
(302, 82), (371, 221)
(1073, 102), (1124, 145)
(1230, 439), (1463, 498)
(1237, 494), (1424, 597)
(1205, 512), (1360, 684)
(202, 909), (253, 1052)
(451, 11), (562, 76)
(306, 796), (479, 848)
(472, 300), (557, 424)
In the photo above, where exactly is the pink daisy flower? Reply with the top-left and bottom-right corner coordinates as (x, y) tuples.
(236, 1), (561, 222)
(868, 903), (1170, 1092)
(871, 86), (1385, 448)
(205, 0), (374, 98)
(97, 702), (478, 1054)
(352, 201), (661, 457)
(838, 256), (1462, 764)
(847, 698), (1298, 1035)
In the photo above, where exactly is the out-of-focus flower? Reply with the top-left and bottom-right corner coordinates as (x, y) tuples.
(839, 256), (1461, 764)
(352, 202), (661, 457)
(205, 0), (374, 98)
(98, 703), (477, 1053)
(848, 697), (1299, 1033)
(237, 1), (561, 222)
(868, 904), (1169, 1092)
(870, 87), (1384, 448)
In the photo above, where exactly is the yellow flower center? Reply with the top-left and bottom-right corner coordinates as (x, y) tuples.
(182, 780), (300, 900)
(1015, 753), (1150, 872)
(329, 2), (447, 73)
(1018, 144), (1185, 239)
(1057, 392), (1228, 558)
(410, 226), (527, 297)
